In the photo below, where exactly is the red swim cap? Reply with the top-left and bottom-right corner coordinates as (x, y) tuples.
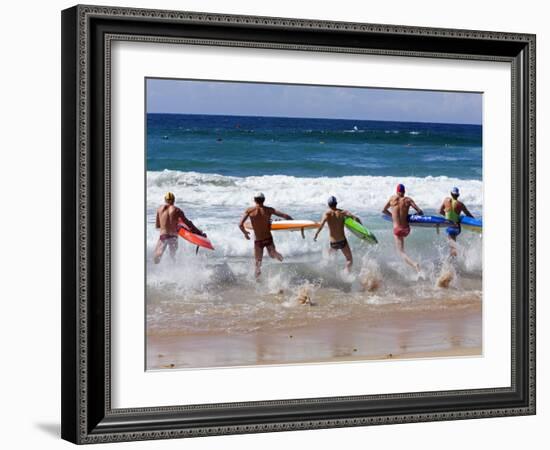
(396, 183), (405, 193)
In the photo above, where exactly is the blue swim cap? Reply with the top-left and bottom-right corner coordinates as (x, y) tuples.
(396, 183), (405, 194)
(327, 196), (337, 206)
(451, 187), (460, 196)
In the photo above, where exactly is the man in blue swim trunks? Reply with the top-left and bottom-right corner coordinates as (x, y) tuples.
(439, 187), (474, 257)
(313, 196), (362, 272)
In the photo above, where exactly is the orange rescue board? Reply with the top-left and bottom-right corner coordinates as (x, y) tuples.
(244, 219), (320, 231)
(177, 220), (214, 250)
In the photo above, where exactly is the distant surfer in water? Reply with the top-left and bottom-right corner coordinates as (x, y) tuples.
(382, 184), (424, 271)
(313, 196), (361, 272)
(154, 192), (206, 264)
(239, 192), (293, 278)
(439, 187), (474, 257)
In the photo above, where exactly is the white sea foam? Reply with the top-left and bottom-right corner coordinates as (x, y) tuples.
(146, 170), (483, 270)
(146, 170), (483, 334)
(147, 170), (483, 211)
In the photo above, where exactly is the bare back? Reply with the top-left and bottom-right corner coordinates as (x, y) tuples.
(247, 206), (275, 241)
(324, 208), (348, 242)
(389, 195), (413, 227)
(156, 205), (183, 236)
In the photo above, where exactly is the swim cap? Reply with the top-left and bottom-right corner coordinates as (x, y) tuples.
(327, 196), (337, 206)
(164, 192), (175, 202)
(254, 192), (265, 200)
(451, 187), (460, 196)
(396, 184), (405, 194)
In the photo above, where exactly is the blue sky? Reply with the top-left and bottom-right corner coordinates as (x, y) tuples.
(146, 78), (482, 125)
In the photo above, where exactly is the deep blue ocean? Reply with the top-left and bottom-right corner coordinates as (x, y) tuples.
(147, 114), (482, 180)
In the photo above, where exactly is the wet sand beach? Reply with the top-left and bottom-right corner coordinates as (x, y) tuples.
(147, 302), (481, 370)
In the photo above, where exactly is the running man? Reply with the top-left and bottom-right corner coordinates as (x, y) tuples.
(439, 187), (474, 257)
(382, 184), (424, 271)
(154, 192), (206, 264)
(313, 196), (361, 272)
(239, 192), (293, 278)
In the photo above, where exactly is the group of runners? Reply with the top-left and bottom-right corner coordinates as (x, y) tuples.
(153, 184), (474, 277)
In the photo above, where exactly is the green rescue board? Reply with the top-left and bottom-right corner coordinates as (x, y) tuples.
(344, 217), (377, 244)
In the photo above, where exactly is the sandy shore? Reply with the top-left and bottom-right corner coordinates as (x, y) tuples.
(147, 304), (481, 370)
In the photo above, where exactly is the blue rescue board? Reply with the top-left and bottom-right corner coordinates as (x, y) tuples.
(382, 214), (452, 227)
(459, 216), (482, 232)
(382, 214), (482, 232)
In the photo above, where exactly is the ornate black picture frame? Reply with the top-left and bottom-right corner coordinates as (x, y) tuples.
(61, 4), (536, 444)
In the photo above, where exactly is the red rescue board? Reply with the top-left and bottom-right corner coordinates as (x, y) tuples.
(177, 220), (214, 250)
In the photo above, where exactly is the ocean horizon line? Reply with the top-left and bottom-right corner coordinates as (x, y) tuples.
(146, 112), (481, 127)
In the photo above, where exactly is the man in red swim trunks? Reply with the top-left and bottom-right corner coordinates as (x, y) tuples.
(154, 192), (206, 264)
(382, 184), (424, 271)
(239, 192), (293, 278)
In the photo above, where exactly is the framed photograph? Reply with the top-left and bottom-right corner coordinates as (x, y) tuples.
(61, 5), (536, 444)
